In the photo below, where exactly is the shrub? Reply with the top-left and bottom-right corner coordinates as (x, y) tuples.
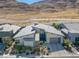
(25, 46), (33, 51)
(52, 23), (60, 29)
(34, 47), (40, 55)
(63, 39), (72, 51)
(14, 44), (33, 54)
(67, 44), (72, 51)
(3, 37), (14, 49)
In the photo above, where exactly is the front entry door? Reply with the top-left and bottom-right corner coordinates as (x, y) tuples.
(0, 38), (3, 43)
(40, 31), (46, 41)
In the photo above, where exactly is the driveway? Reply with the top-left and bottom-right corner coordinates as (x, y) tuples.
(43, 49), (79, 58)
(45, 43), (79, 57)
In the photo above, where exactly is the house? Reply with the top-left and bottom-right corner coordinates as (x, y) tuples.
(0, 23), (21, 53)
(33, 23), (64, 44)
(60, 22), (79, 43)
(13, 23), (64, 47)
(13, 25), (36, 47)
(0, 23), (21, 38)
(0, 24), (13, 38)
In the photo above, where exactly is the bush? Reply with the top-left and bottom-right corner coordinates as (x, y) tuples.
(25, 46), (33, 51)
(67, 44), (72, 51)
(3, 37), (14, 49)
(63, 39), (72, 51)
(34, 47), (40, 55)
(52, 23), (60, 29)
(14, 44), (32, 53)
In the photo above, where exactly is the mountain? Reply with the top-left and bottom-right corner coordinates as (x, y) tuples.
(0, 0), (37, 13)
(0, 0), (79, 13)
(32, 0), (78, 12)
(0, 0), (79, 21)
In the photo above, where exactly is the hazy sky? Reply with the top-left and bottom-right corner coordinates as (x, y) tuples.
(16, 0), (41, 4)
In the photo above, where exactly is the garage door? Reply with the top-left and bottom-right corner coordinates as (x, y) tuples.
(50, 38), (61, 44)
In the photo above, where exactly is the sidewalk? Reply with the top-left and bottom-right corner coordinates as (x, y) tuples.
(43, 49), (79, 58)
(72, 47), (79, 54)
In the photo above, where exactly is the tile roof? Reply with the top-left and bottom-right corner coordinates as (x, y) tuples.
(62, 22), (79, 33)
(14, 23), (63, 38)
(13, 25), (35, 38)
(0, 24), (21, 33)
(33, 23), (63, 36)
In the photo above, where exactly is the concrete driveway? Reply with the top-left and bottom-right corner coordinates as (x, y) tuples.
(46, 43), (79, 57)
(43, 49), (79, 58)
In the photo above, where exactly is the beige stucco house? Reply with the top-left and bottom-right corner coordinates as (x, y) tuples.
(13, 23), (64, 47)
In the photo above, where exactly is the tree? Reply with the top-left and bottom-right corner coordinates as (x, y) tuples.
(52, 23), (60, 29)
(3, 37), (14, 49)
(63, 39), (73, 52)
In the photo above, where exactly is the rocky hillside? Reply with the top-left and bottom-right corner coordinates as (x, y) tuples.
(0, 0), (79, 21)
(0, 0), (38, 13)
(32, 0), (79, 12)
(0, 0), (79, 13)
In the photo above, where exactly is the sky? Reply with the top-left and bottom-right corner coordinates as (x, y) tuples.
(16, 0), (42, 4)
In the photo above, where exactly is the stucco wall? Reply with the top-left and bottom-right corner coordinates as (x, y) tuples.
(24, 41), (34, 46)
(35, 33), (40, 41)
(15, 34), (35, 46)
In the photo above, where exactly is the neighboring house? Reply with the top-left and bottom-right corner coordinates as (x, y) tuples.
(60, 22), (79, 43)
(0, 24), (13, 38)
(0, 24), (21, 37)
(0, 24), (21, 52)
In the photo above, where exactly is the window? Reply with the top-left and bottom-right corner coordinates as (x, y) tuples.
(75, 37), (79, 41)
(40, 32), (46, 41)
(23, 38), (34, 41)
(0, 38), (3, 43)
